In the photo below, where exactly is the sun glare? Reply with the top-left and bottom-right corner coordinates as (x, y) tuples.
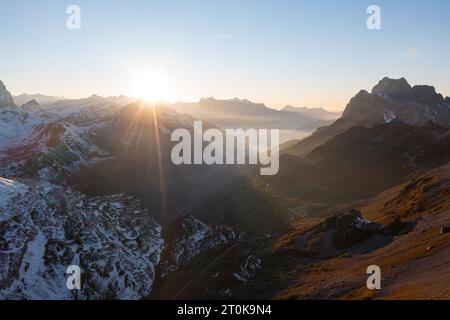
(129, 69), (173, 103)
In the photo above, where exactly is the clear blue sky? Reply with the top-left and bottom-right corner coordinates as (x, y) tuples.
(1, 0), (449, 110)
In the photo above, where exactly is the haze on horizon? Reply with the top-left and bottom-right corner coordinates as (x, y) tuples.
(1, 0), (450, 112)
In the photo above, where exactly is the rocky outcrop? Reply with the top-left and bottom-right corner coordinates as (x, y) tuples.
(0, 81), (16, 108)
(409, 85), (443, 104)
(21, 99), (39, 109)
(341, 90), (389, 123)
(445, 96), (450, 105)
(159, 215), (237, 277)
(344, 77), (450, 127)
(371, 77), (412, 98)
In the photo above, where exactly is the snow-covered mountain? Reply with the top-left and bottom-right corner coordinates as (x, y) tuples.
(0, 94), (119, 180)
(0, 175), (239, 299)
(0, 81), (16, 109)
(0, 81), (240, 299)
(0, 177), (164, 299)
(281, 105), (340, 120)
(172, 97), (339, 131)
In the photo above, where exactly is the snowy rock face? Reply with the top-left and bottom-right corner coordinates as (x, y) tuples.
(0, 179), (164, 300)
(0, 81), (127, 157)
(0, 91), (125, 180)
(0, 86), (194, 182)
(0, 109), (30, 151)
(0, 81), (16, 109)
(160, 215), (237, 277)
(0, 179), (238, 299)
(0, 177), (28, 204)
(0, 120), (112, 181)
(233, 255), (262, 283)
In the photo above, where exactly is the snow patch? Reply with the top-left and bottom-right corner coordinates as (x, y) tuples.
(0, 177), (27, 206)
(383, 108), (396, 123)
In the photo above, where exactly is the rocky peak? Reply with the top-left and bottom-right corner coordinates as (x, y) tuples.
(372, 78), (443, 104)
(0, 80), (16, 108)
(341, 77), (450, 128)
(410, 85), (437, 96)
(20, 99), (41, 113)
(371, 77), (411, 98)
(341, 89), (388, 123)
(445, 97), (450, 105)
(410, 85), (443, 104)
(315, 210), (373, 233)
(21, 99), (39, 108)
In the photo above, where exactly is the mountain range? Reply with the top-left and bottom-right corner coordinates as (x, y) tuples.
(13, 93), (64, 107)
(171, 98), (339, 141)
(284, 77), (450, 157)
(0, 77), (449, 299)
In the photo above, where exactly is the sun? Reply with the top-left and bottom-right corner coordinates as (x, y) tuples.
(129, 69), (173, 103)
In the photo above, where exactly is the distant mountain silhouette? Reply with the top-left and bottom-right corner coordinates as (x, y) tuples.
(172, 97), (338, 131)
(281, 105), (340, 120)
(13, 93), (64, 106)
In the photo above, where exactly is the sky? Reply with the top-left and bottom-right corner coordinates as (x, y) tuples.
(1, 0), (449, 111)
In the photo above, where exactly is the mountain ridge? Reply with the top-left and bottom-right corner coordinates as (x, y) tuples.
(1, 77), (449, 299)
